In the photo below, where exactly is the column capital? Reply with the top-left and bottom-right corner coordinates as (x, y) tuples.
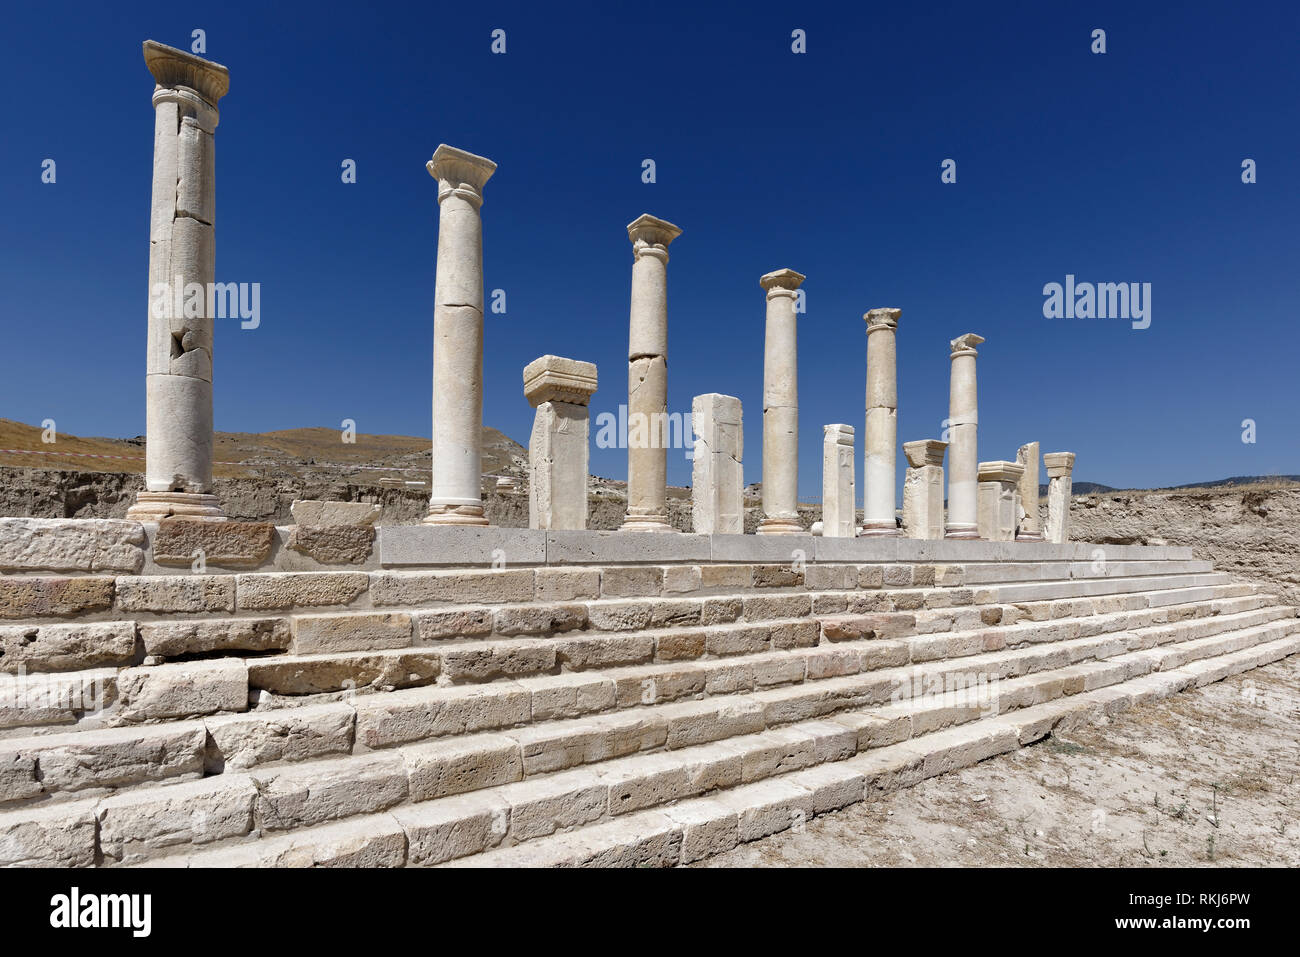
(978, 460), (1025, 484)
(950, 332), (985, 358)
(523, 355), (598, 407)
(1043, 451), (1076, 478)
(144, 40), (229, 104)
(627, 214), (681, 261)
(824, 423), (854, 445)
(760, 268), (806, 298)
(864, 307), (901, 332)
(904, 439), (947, 468)
(427, 144), (497, 206)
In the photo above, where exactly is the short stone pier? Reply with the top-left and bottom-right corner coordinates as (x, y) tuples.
(1045, 451), (1077, 543)
(524, 356), (598, 531)
(1015, 442), (1044, 542)
(902, 439), (946, 540)
(691, 393), (744, 535)
(822, 424), (856, 538)
(978, 460), (1024, 542)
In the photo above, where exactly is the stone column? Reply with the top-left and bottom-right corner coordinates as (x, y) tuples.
(691, 393), (744, 535)
(757, 269), (806, 535)
(862, 308), (901, 536)
(524, 355), (597, 530)
(977, 461), (1024, 542)
(822, 425), (856, 538)
(945, 333), (985, 539)
(902, 439), (946, 540)
(1015, 442), (1044, 541)
(1044, 452), (1076, 544)
(620, 214), (682, 533)
(127, 41), (230, 522)
(423, 144), (497, 526)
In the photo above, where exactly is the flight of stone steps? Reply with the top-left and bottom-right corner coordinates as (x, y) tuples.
(2, 540), (1297, 868)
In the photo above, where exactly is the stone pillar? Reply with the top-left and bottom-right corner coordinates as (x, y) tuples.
(822, 425), (856, 538)
(620, 214), (682, 533)
(1044, 452), (1076, 544)
(862, 308), (901, 536)
(691, 393), (744, 535)
(977, 461), (1024, 542)
(127, 41), (230, 522)
(945, 333), (985, 539)
(423, 144), (497, 526)
(1015, 442), (1044, 541)
(902, 440), (946, 540)
(523, 355), (597, 531)
(757, 268), (806, 535)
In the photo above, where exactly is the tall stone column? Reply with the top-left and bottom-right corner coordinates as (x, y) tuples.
(822, 424), (856, 538)
(1015, 441), (1044, 541)
(977, 460), (1024, 541)
(127, 41), (230, 522)
(423, 144), (497, 526)
(691, 393), (744, 534)
(945, 333), (985, 539)
(757, 269), (806, 535)
(620, 214), (681, 533)
(862, 308), (901, 536)
(902, 439), (946, 540)
(1044, 452), (1076, 544)
(524, 356), (597, 530)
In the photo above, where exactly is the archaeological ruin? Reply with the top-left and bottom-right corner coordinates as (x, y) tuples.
(0, 41), (1296, 870)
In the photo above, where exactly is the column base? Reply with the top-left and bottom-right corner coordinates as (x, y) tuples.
(756, 517), (803, 535)
(126, 491), (226, 522)
(1015, 531), (1045, 542)
(944, 524), (980, 540)
(423, 503), (490, 527)
(619, 513), (674, 533)
(858, 522), (899, 538)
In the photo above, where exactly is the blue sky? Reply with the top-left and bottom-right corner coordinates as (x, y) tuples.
(2, 0), (1297, 498)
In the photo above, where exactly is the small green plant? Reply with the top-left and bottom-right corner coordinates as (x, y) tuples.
(1206, 833), (1216, 861)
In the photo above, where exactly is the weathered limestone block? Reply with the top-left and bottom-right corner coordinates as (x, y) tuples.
(252, 753), (409, 831)
(1014, 441), (1044, 541)
(115, 574), (234, 613)
(1044, 451), (1077, 544)
(290, 612), (412, 654)
(205, 703), (355, 771)
(247, 651), (440, 696)
(394, 792), (509, 865)
(0, 621), (138, 674)
(0, 800), (98, 867)
(977, 460), (1024, 542)
(425, 144), (497, 528)
(524, 355), (597, 530)
(0, 576), (115, 619)
(116, 659), (248, 721)
(862, 308), (901, 536)
(0, 669), (117, 730)
(822, 424), (856, 538)
(368, 569), (534, 606)
(98, 775), (257, 863)
(757, 268), (806, 535)
(0, 518), (146, 573)
(404, 734), (523, 801)
(19, 722), (207, 792)
(235, 572), (368, 610)
(691, 393), (743, 534)
(290, 500), (382, 526)
(621, 214), (681, 533)
(902, 440), (946, 540)
(153, 518), (275, 567)
(945, 333), (984, 539)
(287, 525), (375, 564)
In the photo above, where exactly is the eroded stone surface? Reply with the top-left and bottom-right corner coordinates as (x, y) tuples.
(290, 500), (382, 526)
(287, 525), (375, 564)
(0, 518), (146, 573)
(153, 518), (275, 567)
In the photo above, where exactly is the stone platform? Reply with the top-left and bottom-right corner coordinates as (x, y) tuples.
(1, 517), (1297, 867)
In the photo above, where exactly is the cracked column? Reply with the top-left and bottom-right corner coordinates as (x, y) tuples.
(1044, 451), (1076, 543)
(691, 393), (743, 534)
(978, 460), (1024, 541)
(902, 439), (947, 540)
(1015, 441), (1044, 541)
(423, 144), (497, 526)
(620, 214), (681, 533)
(757, 269), (805, 535)
(822, 424), (856, 538)
(524, 355), (597, 531)
(945, 333), (985, 539)
(862, 307), (902, 536)
(127, 41), (229, 522)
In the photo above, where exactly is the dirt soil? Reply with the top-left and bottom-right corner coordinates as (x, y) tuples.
(699, 655), (1300, 867)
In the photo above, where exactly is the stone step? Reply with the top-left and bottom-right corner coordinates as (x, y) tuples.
(5, 610), (1295, 866)
(131, 622), (1300, 869)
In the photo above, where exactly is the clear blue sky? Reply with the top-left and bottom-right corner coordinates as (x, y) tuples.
(2, 0), (1297, 498)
